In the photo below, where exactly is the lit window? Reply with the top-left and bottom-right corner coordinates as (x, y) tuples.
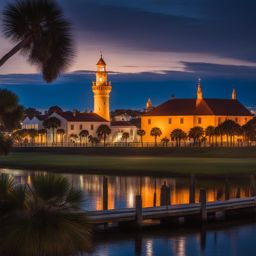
(148, 119), (151, 125)
(198, 118), (202, 124)
(169, 118), (172, 124)
(71, 124), (74, 130)
(180, 118), (184, 124)
(99, 77), (102, 82)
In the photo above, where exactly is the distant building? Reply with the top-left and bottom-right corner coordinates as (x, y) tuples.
(20, 55), (138, 144)
(141, 79), (253, 142)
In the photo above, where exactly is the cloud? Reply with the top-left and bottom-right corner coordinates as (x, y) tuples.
(60, 0), (256, 63)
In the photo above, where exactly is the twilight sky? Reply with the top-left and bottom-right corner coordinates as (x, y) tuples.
(0, 0), (256, 111)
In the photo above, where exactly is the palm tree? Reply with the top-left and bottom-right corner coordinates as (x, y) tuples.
(243, 119), (256, 145)
(0, 174), (91, 256)
(70, 134), (79, 143)
(150, 127), (162, 146)
(205, 126), (215, 145)
(43, 117), (61, 143)
(27, 129), (38, 144)
(188, 126), (204, 146)
(0, 134), (12, 156)
(1, 0), (74, 83)
(171, 129), (187, 147)
(79, 130), (89, 145)
(161, 137), (169, 147)
(57, 128), (65, 144)
(38, 129), (47, 145)
(88, 135), (99, 146)
(96, 125), (111, 146)
(137, 129), (146, 147)
(218, 120), (241, 146)
(122, 132), (130, 145)
(0, 89), (24, 132)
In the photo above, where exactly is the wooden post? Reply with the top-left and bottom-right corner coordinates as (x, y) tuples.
(199, 188), (207, 222)
(189, 175), (196, 204)
(103, 176), (108, 210)
(225, 179), (230, 201)
(153, 179), (157, 207)
(135, 195), (142, 226)
(236, 187), (241, 198)
(250, 175), (256, 196)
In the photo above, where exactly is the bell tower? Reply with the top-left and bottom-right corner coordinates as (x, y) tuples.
(92, 55), (112, 121)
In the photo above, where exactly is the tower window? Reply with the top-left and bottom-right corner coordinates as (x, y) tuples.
(180, 118), (184, 124)
(99, 77), (103, 82)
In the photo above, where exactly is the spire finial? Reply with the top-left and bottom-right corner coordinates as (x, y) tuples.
(197, 78), (203, 100)
(232, 88), (237, 100)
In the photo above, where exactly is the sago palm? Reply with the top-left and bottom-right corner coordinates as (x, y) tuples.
(0, 174), (91, 256)
(1, 0), (74, 83)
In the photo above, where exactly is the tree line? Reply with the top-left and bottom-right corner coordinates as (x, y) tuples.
(137, 119), (256, 147)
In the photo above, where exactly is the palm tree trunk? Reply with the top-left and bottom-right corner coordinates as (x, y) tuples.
(155, 136), (157, 146)
(0, 37), (32, 67)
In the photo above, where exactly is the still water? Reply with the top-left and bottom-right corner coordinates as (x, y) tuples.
(1, 168), (256, 256)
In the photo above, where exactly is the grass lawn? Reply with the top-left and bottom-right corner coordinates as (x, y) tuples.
(0, 152), (256, 176)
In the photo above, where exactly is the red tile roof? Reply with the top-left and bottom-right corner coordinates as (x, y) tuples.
(111, 121), (135, 127)
(58, 111), (108, 122)
(144, 98), (252, 117)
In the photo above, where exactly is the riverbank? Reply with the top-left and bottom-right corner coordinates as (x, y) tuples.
(1, 150), (256, 176)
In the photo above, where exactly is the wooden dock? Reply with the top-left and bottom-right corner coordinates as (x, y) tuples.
(86, 196), (256, 226)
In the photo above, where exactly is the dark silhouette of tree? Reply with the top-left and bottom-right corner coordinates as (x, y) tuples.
(171, 129), (187, 147)
(161, 137), (169, 147)
(25, 107), (41, 118)
(0, 89), (24, 132)
(43, 117), (61, 143)
(96, 125), (111, 146)
(48, 106), (63, 115)
(243, 119), (256, 144)
(38, 129), (47, 144)
(150, 127), (162, 146)
(188, 126), (204, 146)
(79, 130), (89, 145)
(205, 126), (215, 145)
(0, 174), (91, 255)
(1, 0), (74, 83)
(27, 129), (38, 144)
(122, 132), (130, 145)
(218, 120), (241, 146)
(0, 134), (12, 156)
(137, 129), (146, 147)
(57, 128), (65, 144)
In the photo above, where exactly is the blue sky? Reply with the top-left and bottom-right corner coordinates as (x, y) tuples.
(0, 0), (256, 110)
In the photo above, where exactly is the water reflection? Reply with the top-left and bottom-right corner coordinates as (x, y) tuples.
(0, 168), (253, 211)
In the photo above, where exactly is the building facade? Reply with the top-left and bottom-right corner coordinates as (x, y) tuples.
(141, 80), (253, 143)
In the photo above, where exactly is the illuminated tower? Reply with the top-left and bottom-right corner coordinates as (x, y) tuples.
(92, 55), (112, 121)
(196, 78), (203, 106)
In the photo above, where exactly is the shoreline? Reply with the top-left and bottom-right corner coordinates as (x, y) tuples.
(1, 150), (256, 177)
